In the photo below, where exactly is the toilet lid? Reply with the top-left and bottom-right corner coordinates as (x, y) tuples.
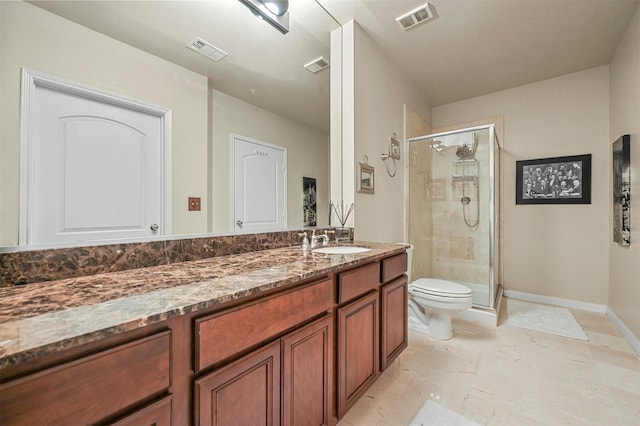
(411, 278), (472, 298)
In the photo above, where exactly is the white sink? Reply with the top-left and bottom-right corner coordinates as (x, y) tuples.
(313, 246), (372, 255)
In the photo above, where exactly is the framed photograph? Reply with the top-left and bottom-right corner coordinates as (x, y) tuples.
(516, 154), (592, 204)
(612, 135), (630, 245)
(303, 176), (317, 227)
(357, 162), (375, 194)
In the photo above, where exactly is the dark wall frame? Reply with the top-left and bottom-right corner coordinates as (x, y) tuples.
(613, 134), (631, 245)
(516, 154), (592, 205)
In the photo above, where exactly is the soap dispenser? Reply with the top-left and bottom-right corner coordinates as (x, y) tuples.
(298, 232), (310, 250)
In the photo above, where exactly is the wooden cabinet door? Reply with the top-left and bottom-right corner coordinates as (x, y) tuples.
(380, 276), (408, 371)
(336, 291), (379, 418)
(194, 340), (281, 426)
(282, 315), (334, 426)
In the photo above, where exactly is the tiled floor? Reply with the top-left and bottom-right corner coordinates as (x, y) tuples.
(337, 298), (640, 425)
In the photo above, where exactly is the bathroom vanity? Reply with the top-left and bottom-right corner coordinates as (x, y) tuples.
(0, 241), (408, 425)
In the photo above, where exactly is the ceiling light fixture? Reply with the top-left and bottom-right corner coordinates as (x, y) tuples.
(262, 0), (288, 16)
(238, 0), (289, 34)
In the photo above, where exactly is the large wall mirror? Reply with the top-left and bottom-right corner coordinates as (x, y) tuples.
(0, 0), (341, 249)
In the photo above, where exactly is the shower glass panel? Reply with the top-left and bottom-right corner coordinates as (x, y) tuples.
(408, 125), (501, 310)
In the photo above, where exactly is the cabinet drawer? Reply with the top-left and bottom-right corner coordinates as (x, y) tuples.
(195, 278), (333, 370)
(0, 331), (171, 425)
(338, 262), (380, 304)
(381, 252), (407, 283)
(110, 395), (172, 426)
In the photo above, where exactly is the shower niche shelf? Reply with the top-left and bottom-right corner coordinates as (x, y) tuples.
(451, 159), (478, 187)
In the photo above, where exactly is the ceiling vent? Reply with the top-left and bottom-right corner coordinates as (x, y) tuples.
(396, 3), (434, 31)
(187, 37), (227, 62)
(304, 56), (329, 74)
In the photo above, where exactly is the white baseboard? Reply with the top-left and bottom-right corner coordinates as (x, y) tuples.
(504, 289), (640, 356)
(503, 290), (607, 314)
(455, 307), (497, 328)
(606, 307), (640, 355)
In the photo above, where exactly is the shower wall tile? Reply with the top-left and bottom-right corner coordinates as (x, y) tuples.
(410, 238), (433, 280)
(409, 139), (435, 280)
(449, 236), (475, 260)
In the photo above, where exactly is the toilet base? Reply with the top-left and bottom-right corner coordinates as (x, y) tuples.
(408, 298), (455, 340)
(428, 311), (453, 340)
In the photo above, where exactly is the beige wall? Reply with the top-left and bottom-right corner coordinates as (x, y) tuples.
(609, 7), (640, 339)
(0, 1), (209, 245)
(433, 67), (611, 305)
(348, 22), (431, 243)
(210, 89), (329, 233)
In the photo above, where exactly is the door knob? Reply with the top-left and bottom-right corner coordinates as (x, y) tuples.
(236, 220), (243, 228)
(150, 223), (159, 231)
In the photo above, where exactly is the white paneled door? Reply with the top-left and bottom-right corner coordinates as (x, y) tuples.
(231, 134), (286, 233)
(21, 70), (171, 245)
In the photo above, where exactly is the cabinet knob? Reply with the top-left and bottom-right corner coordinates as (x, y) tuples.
(150, 224), (159, 231)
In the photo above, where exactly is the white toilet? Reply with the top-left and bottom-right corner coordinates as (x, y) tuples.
(404, 245), (473, 340)
(408, 278), (473, 339)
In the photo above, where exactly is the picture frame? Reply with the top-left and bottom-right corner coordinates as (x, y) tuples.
(612, 135), (630, 245)
(357, 162), (375, 194)
(516, 154), (592, 205)
(302, 176), (317, 227)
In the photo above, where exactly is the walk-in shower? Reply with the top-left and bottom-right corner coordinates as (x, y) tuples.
(408, 124), (501, 311)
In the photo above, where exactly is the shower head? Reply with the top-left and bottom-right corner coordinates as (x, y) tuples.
(456, 134), (478, 160)
(456, 144), (473, 160)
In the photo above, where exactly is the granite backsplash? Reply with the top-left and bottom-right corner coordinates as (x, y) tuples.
(0, 228), (353, 287)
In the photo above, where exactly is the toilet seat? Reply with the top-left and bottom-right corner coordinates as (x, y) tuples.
(411, 278), (472, 299)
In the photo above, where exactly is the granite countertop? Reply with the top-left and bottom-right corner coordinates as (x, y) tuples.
(0, 241), (406, 370)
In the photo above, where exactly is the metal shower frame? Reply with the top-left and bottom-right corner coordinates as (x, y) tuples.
(408, 124), (501, 311)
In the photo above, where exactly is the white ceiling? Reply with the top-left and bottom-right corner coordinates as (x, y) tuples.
(323, 0), (639, 106)
(30, 0), (639, 132)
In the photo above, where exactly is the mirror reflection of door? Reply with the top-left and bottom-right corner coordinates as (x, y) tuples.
(231, 134), (287, 233)
(21, 70), (170, 245)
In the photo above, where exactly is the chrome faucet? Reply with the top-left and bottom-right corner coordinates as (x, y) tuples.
(310, 229), (329, 248)
(324, 229), (335, 243)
